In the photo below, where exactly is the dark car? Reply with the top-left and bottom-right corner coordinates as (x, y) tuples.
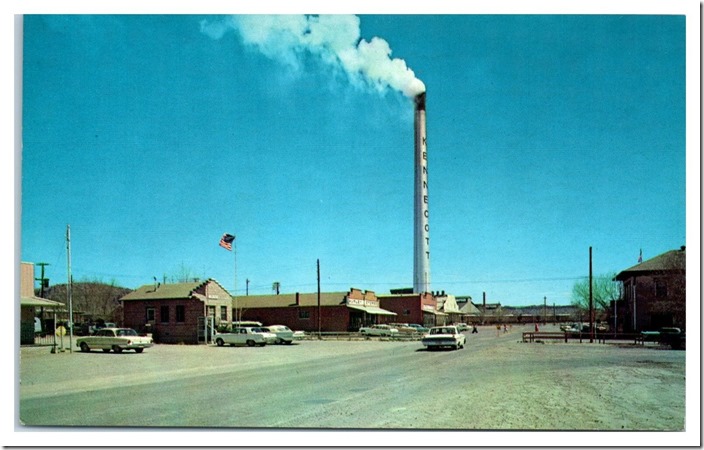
(642, 327), (685, 350)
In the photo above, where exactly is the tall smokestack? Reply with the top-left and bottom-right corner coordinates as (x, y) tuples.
(413, 92), (430, 294)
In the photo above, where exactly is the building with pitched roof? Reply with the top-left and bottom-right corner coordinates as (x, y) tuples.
(234, 288), (396, 333)
(20, 262), (67, 345)
(121, 279), (232, 344)
(455, 296), (481, 322)
(614, 246), (686, 331)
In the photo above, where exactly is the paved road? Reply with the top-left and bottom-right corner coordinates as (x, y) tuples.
(18, 325), (685, 430)
(19, 329), (501, 428)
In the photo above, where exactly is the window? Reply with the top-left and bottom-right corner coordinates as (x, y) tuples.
(403, 309), (411, 316)
(299, 310), (310, 319)
(176, 305), (186, 322)
(160, 305), (169, 323)
(655, 279), (668, 298)
(207, 305), (216, 317)
(220, 306), (227, 321)
(146, 307), (155, 322)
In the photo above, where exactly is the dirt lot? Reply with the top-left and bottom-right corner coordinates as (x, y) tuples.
(14, 324), (690, 445)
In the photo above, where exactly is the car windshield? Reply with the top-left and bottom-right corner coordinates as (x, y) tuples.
(116, 329), (138, 336)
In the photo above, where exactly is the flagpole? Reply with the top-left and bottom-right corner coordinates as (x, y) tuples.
(234, 237), (238, 323)
(219, 233), (237, 325)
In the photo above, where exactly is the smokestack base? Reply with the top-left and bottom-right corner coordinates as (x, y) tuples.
(414, 92), (426, 111)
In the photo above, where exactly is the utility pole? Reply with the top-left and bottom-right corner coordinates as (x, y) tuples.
(553, 302), (556, 322)
(589, 246), (594, 343)
(35, 262), (50, 298)
(317, 259), (321, 339)
(66, 225), (74, 353)
(543, 296), (547, 325)
(246, 278), (250, 296)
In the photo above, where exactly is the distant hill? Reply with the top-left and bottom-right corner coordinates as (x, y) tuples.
(41, 281), (133, 323)
(502, 304), (579, 317)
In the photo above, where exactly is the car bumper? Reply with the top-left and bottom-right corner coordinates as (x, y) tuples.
(422, 339), (458, 347)
(124, 343), (154, 349)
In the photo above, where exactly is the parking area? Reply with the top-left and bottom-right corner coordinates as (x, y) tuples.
(18, 325), (686, 432)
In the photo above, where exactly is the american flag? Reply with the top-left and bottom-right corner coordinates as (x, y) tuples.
(219, 233), (235, 251)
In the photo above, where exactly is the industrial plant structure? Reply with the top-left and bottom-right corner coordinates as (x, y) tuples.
(413, 92), (430, 294)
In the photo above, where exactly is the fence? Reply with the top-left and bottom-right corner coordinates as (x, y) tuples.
(522, 331), (643, 345)
(29, 334), (71, 348)
(298, 332), (425, 341)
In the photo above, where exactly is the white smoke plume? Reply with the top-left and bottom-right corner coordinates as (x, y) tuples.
(200, 15), (425, 98)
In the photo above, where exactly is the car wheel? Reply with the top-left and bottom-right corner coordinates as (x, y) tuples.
(112, 345), (123, 353)
(284, 340), (292, 345)
(135, 348), (144, 353)
(216, 338), (224, 347)
(246, 340), (255, 347)
(79, 342), (90, 353)
(102, 349), (110, 353)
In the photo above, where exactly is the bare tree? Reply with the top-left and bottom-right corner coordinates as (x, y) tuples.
(168, 263), (204, 283)
(571, 273), (620, 317)
(45, 278), (130, 323)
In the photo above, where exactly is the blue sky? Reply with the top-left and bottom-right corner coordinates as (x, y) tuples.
(19, 13), (689, 306)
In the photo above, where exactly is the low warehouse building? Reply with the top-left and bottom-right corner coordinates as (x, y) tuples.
(378, 291), (440, 328)
(234, 288), (396, 332)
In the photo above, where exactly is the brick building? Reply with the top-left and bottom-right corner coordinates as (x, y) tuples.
(377, 292), (441, 328)
(614, 246), (686, 331)
(234, 288), (396, 332)
(121, 279), (232, 344)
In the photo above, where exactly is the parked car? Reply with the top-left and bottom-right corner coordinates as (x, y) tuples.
(389, 323), (418, 334)
(76, 328), (153, 353)
(261, 325), (295, 344)
(359, 324), (398, 336)
(246, 327), (277, 344)
(421, 326), (466, 350)
(641, 327), (685, 350)
(214, 327), (276, 347)
(453, 323), (470, 332)
(406, 323), (430, 333)
(560, 323), (589, 334)
(292, 330), (306, 340)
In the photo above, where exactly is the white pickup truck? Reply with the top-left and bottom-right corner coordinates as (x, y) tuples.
(421, 326), (466, 350)
(214, 327), (277, 347)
